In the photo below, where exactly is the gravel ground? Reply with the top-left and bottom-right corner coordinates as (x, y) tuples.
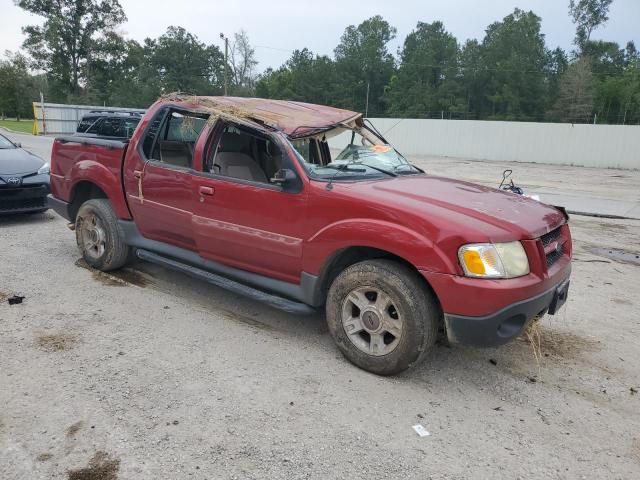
(1, 131), (640, 479)
(1, 209), (639, 480)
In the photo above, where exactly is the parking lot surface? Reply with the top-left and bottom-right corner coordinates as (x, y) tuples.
(1, 133), (639, 479)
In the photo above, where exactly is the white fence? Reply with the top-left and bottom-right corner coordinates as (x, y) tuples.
(353, 119), (640, 170)
(30, 103), (640, 170)
(32, 102), (145, 136)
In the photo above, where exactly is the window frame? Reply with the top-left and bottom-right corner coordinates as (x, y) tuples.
(138, 106), (208, 173)
(195, 119), (303, 194)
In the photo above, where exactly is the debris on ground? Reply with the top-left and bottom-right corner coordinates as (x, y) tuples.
(7, 295), (25, 305)
(631, 387), (638, 395)
(489, 358), (498, 366)
(412, 424), (431, 437)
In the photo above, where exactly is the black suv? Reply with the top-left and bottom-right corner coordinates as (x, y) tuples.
(76, 111), (143, 139)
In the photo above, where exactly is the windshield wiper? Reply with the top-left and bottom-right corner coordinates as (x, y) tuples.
(324, 163), (397, 190)
(357, 163), (397, 177)
(325, 164), (366, 190)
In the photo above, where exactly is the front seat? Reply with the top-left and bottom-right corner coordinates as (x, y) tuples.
(215, 152), (268, 183)
(215, 132), (268, 183)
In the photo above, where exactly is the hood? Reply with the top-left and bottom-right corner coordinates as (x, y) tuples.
(344, 175), (566, 241)
(0, 147), (46, 175)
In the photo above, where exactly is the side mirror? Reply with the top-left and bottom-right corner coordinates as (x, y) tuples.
(14, 142), (21, 148)
(270, 168), (297, 186)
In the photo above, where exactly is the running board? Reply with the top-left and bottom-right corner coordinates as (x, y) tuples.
(135, 249), (316, 315)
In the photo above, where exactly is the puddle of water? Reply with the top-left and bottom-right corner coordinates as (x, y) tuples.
(75, 258), (149, 287)
(588, 247), (640, 266)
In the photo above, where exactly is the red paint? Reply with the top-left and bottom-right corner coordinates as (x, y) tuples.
(50, 97), (572, 318)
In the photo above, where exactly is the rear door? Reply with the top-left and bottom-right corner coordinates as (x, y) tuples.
(124, 107), (208, 251)
(191, 121), (308, 283)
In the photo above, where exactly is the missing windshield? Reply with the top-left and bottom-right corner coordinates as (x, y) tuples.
(291, 126), (421, 181)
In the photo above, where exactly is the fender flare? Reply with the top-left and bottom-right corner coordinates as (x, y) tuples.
(68, 160), (131, 219)
(303, 218), (456, 276)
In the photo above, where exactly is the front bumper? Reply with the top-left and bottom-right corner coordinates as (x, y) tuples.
(0, 179), (50, 214)
(443, 276), (570, 347)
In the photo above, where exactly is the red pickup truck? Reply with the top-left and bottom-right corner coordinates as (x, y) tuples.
(48, 95), (572, 375)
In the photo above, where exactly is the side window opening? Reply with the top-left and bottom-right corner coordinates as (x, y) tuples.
(143, 109), (208, 168)
(291, 138), (328, 166)
(206, 123), (283, 184)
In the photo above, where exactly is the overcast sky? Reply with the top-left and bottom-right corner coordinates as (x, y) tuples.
(1, 0), (638, 70)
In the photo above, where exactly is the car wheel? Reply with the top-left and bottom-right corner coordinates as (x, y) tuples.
(75, 199), (130, 271)
(326, 259), (440, 376)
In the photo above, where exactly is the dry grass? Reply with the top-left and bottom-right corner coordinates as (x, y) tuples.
(37, 333), (78, 352)
(524, 320), (544, 373)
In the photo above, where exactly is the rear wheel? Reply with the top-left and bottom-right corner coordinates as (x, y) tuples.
(326, 259), (440, 375)
(75, 199), (131, 271)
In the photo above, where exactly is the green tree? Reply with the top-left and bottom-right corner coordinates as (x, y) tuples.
(150, 26), (225, 95)
(106, 40), (161, 108)
(0, 52), (43, 120)
(256, 49), (337, 105)
(16, 0), (126, 100)
(333, 15), (397, 115)
(568, 0), (614, 51)
(458, 39), (485, 119)
(550, 57), (594, 122)
(545, 47), (570, 113)
(479, 9), (551, 120)
(386, 21), (462, 117)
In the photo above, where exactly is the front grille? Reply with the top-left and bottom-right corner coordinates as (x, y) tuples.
(0, 185), (48, 212)
(540, 227), (565, 268)
(0, 196), (46, 212)
(540, 227), (561, 247)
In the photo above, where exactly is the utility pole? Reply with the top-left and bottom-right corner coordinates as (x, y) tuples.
(365, 81), (370, 118)
(220, 33), (229, 96)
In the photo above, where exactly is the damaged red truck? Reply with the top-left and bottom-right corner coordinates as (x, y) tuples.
(48, 95), (572, 375)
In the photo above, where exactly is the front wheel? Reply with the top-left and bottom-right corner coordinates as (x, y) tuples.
(326, 259), (440, 376)
(75, 199), (131, 271)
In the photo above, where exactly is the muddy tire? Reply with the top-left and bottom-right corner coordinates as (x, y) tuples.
(326, 259), (440, 376)
(75, 199), (131, 272)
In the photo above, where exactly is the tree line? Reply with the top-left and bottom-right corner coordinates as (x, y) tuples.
(1, 0), (638, 125)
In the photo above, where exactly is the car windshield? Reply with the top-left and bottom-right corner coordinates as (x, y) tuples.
(0, 135), (15, 149)
(290, 127), (421, 180)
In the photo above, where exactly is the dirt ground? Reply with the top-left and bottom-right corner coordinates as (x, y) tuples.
(0, 205), (639, 479)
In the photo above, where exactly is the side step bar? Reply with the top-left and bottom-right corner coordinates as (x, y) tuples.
(135, 249), (316, 315)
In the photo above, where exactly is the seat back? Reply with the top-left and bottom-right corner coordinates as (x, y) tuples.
(215, 152), (268, 183)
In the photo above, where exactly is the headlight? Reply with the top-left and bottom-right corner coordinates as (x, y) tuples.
(458, 242), (529, 278)
(38, 163), (50, 175)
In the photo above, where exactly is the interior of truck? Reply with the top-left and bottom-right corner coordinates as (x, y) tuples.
(206, 123), (284, 184)
(149, 110), (208, 168)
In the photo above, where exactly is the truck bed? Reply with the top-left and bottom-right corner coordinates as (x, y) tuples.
(49, 135), (131, 219)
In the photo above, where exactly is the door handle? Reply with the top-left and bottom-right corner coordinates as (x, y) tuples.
(199, 186), (215, 196)
(133, 170), (143, 179)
